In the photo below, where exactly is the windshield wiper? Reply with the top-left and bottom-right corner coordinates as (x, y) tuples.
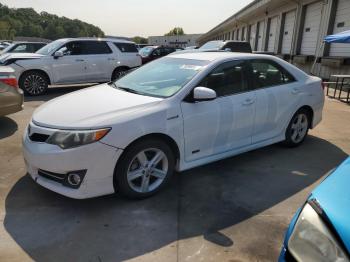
(109, 83), (143, 95)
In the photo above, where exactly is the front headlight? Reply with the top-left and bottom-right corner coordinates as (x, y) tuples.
(46, 128), (110, 149)
(288, 203), (349, 262)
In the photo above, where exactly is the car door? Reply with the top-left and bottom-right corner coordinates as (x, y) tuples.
(80, 41), (115, 82)
(50, 41), (88, 84)
(247, 59), (300, 143)
(112, 42), (140, 68)
(181, 60), (256, 162)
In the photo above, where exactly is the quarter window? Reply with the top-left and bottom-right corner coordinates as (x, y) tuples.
(249, 59), (295, 88)
(199, 61), (248, 97)
(114, 43), (138, 53)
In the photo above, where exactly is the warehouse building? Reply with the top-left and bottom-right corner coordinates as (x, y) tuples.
(197, 0), (350, 79)
(148, 34), (202, 48)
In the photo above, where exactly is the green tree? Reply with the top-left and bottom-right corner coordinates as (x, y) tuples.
(0, 4), (105, 40)
(164, 27), (185, 36)
(132, 36), (148, 44)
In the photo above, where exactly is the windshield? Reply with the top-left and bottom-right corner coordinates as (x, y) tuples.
(199, 41), (224, 50)
(113, 57), (209, 98)
(139, 47), (154, 57)
(36, 39), (66, 55)
(1, 43), (15, 53)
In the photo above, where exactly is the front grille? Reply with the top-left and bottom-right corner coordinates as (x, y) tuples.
(29, 133), (50, 142)
(38, 169), (66, 183)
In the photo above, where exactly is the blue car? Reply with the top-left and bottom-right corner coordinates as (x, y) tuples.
(279, 157), (350, 262)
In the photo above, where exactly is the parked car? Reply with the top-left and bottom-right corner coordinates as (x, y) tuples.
(0, 66), (23, 116)
(185, 46), (199, 50)
(0, 38), (142, 96)
(176, 40), (252, 54)
(22, 52), (324, 199)
(279, 157), (350, 262)
(199, 40), (252, 52)
(136, 44), (151, 50)
(0, 42), (47, 55)
(139, 46), (176, 64)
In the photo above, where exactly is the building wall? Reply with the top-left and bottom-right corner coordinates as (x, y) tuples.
(148, 34), (202, 48)
(198, 0), (350, 79)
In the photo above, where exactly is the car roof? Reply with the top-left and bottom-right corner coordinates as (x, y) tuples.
(12, 42), (47, 44)
(168, 51), (275, 61)
(60, 38), (135, 44)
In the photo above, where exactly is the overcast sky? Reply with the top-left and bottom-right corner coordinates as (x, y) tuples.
(1, 0), (254, 37)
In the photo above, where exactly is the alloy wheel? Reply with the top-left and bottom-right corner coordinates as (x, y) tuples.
(290, 113), (308, 143)
(127, 148), (169, 193)
(24, 74), (47, 95)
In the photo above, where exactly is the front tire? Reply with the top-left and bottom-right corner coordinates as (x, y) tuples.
(19, 71), (49, 96)
(284, 109), (310, 147)
(115, 139), (175, 199)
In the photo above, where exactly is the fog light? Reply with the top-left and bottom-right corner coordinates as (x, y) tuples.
(63, 170), (86, 189)
(67, 173), (81, 186)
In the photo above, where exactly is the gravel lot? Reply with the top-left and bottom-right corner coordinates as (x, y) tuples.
(0, 86), (349, 262)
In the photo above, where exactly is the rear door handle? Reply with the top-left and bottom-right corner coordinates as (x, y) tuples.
(242, 98), (255, 106)
(108, 58), (116, 61)
(75, 59), (84, 62)
(291, 88), (300, 94)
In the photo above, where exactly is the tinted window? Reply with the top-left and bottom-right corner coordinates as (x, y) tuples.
(57, 41), (84, 55)
(81, 41), (112, 54)
(249, 59), (296, 88)
(33, 43), (46, 52)
(114, 43), (138, 53)
(199, 61), (248, 97)
(223, 42), (252, 53)
(11, 44), (28, 53)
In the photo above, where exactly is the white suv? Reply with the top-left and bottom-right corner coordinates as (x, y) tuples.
(0, 38), (142, 95)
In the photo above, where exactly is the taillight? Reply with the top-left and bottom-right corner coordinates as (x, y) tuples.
(0, 75), (18, 88)
(321, 82), (326, 90)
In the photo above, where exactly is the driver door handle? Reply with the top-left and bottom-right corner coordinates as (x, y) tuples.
(291, 88), (300, 95)
(242, 98), (255, 106)
(75, 59), (84, 62)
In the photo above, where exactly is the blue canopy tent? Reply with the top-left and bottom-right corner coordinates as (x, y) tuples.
(324, 30), (350, 44)
(311, 30), (350, 75)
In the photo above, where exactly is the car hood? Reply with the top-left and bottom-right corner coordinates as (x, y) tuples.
(310, 157), (350, 253)
(0, 52), (45, 63)
(32, 83), (163, 129)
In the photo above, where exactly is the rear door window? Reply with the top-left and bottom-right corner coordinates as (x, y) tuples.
(114, 43), (138, 53)
(81, 41), (112, 55)
(248, 59), (296, 89)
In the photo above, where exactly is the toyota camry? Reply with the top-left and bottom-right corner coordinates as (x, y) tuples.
(22, 52), (324, 199)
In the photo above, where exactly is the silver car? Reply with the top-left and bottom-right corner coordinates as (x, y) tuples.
(0, 66), (23, 116)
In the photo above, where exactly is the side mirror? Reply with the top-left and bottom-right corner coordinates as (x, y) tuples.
(224, 48), (232, 52)
(53, 50), (64, 58)
(193, 87), (217, 102)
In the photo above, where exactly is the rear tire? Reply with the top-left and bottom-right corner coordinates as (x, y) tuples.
(111, 68), (128, 81)
(19, 71), (49, 96)
(284, 109), (310, 147)
(114, 139), (175, 199)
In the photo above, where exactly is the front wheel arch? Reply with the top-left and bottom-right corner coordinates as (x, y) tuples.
(19, 69), (51, 86)
(113, 133), (180, 191)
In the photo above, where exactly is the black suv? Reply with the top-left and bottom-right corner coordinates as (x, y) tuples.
(199, 40), (252, 53)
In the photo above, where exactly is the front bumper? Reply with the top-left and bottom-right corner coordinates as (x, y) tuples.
(22, 124), (122, 199)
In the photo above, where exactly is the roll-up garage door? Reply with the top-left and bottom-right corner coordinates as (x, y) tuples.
(330, 0), (350, 57)
(242, 27), (246, 41)
(250, 24), (257, 50)
(300, 1), (323, 55)
(281, 10), (296, 54)
(267, 16), (278, 52)
(257, 20), (265, 51)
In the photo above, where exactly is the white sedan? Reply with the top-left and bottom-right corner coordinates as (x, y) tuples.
(23, 52), (324, 199)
